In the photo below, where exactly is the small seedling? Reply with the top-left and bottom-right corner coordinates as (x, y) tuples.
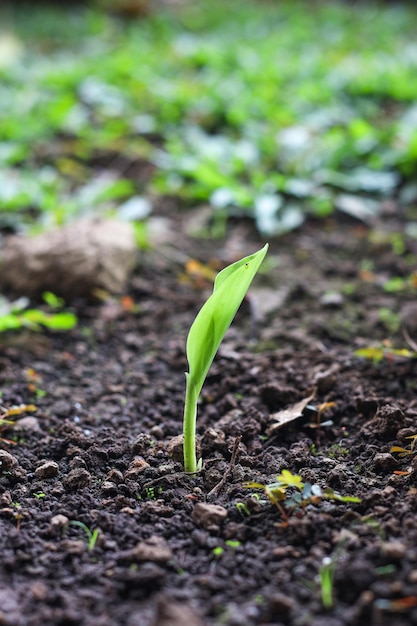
(70, 520), (100, 551)
(354, 343), (416, 364)
(319, 556), (335, 609)
(182, 244), (268, 473)
(235, 501), (251, 517)
(245, 469), (360, 521)
(212, 546), (224, 558)
(0, 292), (77, 334)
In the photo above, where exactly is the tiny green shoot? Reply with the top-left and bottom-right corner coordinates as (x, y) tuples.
(70, 520), (100, 551)
(182, 244), (268, 473)
(319, 556), (335, 609)
(212, 546), (224, 558)
(235, 501), (251, 517)
(245, 469), (361, 521)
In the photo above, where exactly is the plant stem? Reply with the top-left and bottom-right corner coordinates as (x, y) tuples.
(183, 374), (198, 473)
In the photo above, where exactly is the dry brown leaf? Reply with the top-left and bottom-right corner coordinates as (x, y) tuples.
(267, 390), (315, 435)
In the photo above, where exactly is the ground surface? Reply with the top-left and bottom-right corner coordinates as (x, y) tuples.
(1, 208), (417, 626)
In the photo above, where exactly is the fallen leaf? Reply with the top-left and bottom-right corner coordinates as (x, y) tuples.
(267, 390), (315, 435)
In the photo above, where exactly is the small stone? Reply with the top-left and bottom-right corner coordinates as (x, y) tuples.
(381, 541), (407, 561)
(0, 450), (18, 471)
(16, 416), (40, 431)
(124, 456), (150, 479)
(11, 466), (27, 481)
(35, 461), (59, 479)
(149, 425), (164, 440)
(69, 456), (87, 470)
(150, 595), (205, 626)
(106, 468), (124, 483)
(192, 503), (227, 530)
(119, 507), (137, 515)
(49, 514), (69, 537)
(30, 581), (48, 601)
(166, 435), (202, 465)
(60, 540), (85, 554)
(408, 569), (417, 584)
(63, 468), (91, 490)
(166, 435), (184, 464)
(371, 452), (398, 473)
(0, 491), (12, 506)
(272, 545), (293, 559)
(131, 536), (173, 563)
(202, 428), (226, 450)
(266, 591), (294, 613)
(132, 433), (154, 455)
(101, 481), (118, 496)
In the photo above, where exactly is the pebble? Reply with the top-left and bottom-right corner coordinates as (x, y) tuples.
(101, 481), (118, 496)
(49, 514), (69, 537)
(166, 435), (185, 464)
(16, 416), (40, 431)
(266, 591), (293, 613)
(63, 468), (91, 490)
(380, 541), (407, 561)
(35, 460), (59, 479)
(408, 569), (417, 584)
(0, 450), (18, 471)
(149, 595), (206, 626)
(131, 433), (154, 455)
(124, 456), (150, 479)
(106, 468), (123, 483)
(131, 536), (173, 563)
(192, 502), (228, 530)
(371, 452), (398, 473)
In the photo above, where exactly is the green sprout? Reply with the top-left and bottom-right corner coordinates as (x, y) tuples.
(245, 469), (361, 521)
(235, 501), (251, 517)
(70, 520), (100, 551)
(319, 556), (335, 609)
(182, 244), (268, 473)
(0, 292), (77, 334)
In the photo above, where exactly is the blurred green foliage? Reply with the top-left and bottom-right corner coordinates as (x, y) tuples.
(1, 0), (417, 235)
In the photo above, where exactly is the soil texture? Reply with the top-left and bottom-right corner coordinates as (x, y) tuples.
(1, 210), (417, 626)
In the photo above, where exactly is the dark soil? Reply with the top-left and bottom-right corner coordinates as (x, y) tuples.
(1, 209), (417, 626)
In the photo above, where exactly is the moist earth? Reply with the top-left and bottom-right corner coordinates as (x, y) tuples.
(1, 210), (417, 626)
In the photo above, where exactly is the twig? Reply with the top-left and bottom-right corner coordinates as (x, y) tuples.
(207, 435), (242, 500)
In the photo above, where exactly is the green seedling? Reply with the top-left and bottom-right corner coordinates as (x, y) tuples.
(212, 546), (224, 558)
(245, 469), (361, 521)
(354, 344), (416, 364)
(182, 244), (268, 473)
(319, 556), (335, 609)
(0, 292), (77, 334)
(70, 520), (100, 551)
(212, 540), (241, 559)
(235, 501), (251, 517)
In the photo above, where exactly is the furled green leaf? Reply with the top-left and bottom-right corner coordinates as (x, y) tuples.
(186, 244), (268, 399)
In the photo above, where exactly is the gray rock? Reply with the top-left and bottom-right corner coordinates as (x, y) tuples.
(0, 218), (137, 299)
